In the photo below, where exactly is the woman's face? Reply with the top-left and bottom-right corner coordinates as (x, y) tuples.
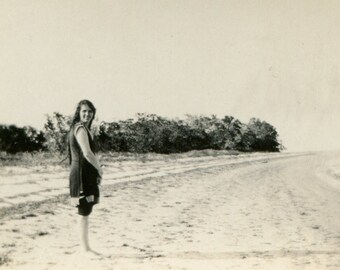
(79, 104), (94, 124)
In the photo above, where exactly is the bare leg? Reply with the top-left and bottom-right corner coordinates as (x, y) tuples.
(79, 216), (90, 251)
(78, 216), (102, 258)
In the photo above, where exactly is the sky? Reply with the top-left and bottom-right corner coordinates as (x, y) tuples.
(0, 0), (340, 152)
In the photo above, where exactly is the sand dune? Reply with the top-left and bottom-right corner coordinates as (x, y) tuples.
(0, 152), (339, 269)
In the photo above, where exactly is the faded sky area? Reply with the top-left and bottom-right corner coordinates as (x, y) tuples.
(0, 0), (340, 151)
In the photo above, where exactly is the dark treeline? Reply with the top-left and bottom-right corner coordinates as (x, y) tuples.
(0, 112), (283, 154)
(0, 125), (46, 154)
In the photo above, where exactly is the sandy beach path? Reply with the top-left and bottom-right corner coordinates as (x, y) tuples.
(0, 152), (294, 209)
(0, 152), (339, 269)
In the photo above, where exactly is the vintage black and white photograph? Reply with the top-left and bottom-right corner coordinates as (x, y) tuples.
(0, 0), (339, 269)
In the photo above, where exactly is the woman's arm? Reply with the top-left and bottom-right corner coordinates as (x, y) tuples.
(75, 127), (103, 177)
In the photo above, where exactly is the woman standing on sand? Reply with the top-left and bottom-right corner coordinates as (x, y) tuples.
(68, 99), (103, 257)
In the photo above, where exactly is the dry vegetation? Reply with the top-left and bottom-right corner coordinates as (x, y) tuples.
(0, 149), (241, 168)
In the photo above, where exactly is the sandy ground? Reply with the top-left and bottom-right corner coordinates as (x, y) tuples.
(0, 152), (339, 269)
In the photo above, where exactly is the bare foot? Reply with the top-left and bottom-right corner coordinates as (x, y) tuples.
(79, 249), (104, 259)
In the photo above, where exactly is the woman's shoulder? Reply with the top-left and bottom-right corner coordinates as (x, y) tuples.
(73, 122), (85, 128)
(73, 123), (87, 137)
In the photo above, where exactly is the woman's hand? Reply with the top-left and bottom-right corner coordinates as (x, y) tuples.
(70, 197), (79, 207)
(97, 176), (102, 185)
(98, 167), (103, 178)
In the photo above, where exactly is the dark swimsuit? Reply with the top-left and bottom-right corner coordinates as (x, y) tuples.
(68, 123), (100, 216)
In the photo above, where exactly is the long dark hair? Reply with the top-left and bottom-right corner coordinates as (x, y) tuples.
(65, 100), (96, 165)
(71, 99), (96, 129)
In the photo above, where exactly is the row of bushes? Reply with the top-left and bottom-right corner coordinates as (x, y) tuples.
(0, 113), (283, 154)
(0, 125), (46, 154)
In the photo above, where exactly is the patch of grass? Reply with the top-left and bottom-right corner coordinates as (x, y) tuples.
(0, 151), (68, 167)
(1, 149), (285, 169)
(26, 180), (38, 185)
(0, 194), (69, 220)
(100, 149), (240, 163)
(30, 231), (49, 239)
(2, 243), (16, 248)
(21, 213), (37, 219)
(1, 149), (241, 168)
(43, 210), (55, 215)
(37, 231), (49, 236)
(0, 254), (11, 266)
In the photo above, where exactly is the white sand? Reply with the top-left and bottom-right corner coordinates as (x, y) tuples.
(0, 152), (339, 269)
